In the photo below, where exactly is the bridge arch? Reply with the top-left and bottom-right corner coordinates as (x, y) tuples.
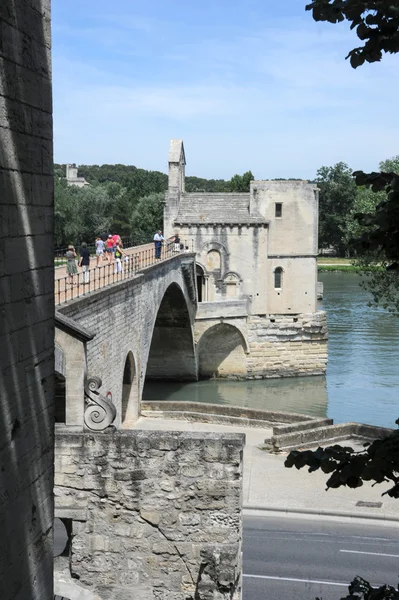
(197, 322), (248, 379)
(121, 350), (139, 427)
(145, 282), (197, 382)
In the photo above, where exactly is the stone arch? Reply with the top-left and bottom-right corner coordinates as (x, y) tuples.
(196, 263), (206, 302)
(121, 350), (139, 427)
(223, 271), (242, 298)
(199, 242), (229, 273)
(197, 323), (248, 379)
(145, 282), (197, 382)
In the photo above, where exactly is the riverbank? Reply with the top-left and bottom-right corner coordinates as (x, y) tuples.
(317, 257), (356, 272)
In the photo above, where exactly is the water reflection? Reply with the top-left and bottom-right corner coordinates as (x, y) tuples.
(143, 376), (328, 418)
(144, 273), (399, 428)
(319, 272), (399, 429)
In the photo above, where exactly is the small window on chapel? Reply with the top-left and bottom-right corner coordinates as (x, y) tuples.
(274, 267), (283, 289)
(275, 203), (282, 218)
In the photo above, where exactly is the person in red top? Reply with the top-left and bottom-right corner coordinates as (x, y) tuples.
(105, 235), (114, 264)
(112, 233), (121, 247)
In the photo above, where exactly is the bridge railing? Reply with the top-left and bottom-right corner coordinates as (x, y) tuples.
(55, 240), (193, 306)
(54, 236), (137, 265)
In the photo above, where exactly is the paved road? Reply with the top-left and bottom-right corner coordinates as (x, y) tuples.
(243, 516), (399, 600)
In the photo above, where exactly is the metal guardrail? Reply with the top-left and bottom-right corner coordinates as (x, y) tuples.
(55, 241), (192, 306)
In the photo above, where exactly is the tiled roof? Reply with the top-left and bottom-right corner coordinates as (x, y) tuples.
(174, 193), (266, 225)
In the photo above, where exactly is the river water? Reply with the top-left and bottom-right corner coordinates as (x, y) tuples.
(143, 272), (399, 428)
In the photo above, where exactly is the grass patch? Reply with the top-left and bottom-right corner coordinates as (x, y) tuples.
(318, 264), (359, 272)
(317, 257), (352, 264)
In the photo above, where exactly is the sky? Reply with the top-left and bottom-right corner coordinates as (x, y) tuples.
(52, 0), (399, 180)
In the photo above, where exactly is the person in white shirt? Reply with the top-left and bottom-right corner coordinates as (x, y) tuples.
(95, 237), (104, 267)
(153, 230), (165, 259)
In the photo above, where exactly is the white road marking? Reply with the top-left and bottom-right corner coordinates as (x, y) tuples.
(243, 574), (348, 587)
(340, 549), (399, 558)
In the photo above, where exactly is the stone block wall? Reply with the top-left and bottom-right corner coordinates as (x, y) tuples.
(55, 430), (244, 600)
(194, 312), (327, 379)
(57, 257), (197, 428)
(0, 1), (54, 599)
(247, 312), (328, 377)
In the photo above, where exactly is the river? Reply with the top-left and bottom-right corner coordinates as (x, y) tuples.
(143, 272), (399, 428)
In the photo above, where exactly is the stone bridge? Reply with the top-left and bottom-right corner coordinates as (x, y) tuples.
(55, 251), (198, 429)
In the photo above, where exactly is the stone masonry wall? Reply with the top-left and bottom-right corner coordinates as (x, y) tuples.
(247, 311), (328, 377)
(0, 2), (54, 599)
(194, 312), (327, 379)
(57, 256), (197, 427)
(55, 430), (244, 600)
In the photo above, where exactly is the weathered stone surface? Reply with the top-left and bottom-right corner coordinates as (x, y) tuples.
(55, 430), (244, 599)
(0, 2), (54, 599)
(194, 312), (327, 379)
(57, 256), (198, 428)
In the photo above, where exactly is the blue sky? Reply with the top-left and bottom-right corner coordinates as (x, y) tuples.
(52, 0), (399, 180)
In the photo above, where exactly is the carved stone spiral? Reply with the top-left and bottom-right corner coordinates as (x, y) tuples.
(84, 376), (116, 431)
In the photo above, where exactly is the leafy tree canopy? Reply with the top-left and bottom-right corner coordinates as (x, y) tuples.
(229, 170), (254, 192)
(316, 162), (358, 254)
(306, 1), (399, 68)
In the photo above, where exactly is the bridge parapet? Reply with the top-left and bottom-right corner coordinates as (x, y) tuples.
(55, 253), (198, 430)
(55, 242), (193, 306)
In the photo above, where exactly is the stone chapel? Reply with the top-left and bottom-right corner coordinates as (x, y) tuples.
(164, 139), (328, 378)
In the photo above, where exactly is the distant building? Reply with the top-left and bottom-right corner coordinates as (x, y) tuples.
(66, 164), (90, 188)
(164, 139), (328, 379)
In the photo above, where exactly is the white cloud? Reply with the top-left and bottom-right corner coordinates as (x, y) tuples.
(52, 13), (399, 179)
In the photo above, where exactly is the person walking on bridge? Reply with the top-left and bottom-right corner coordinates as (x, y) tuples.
(114, 243), (128, 275)
(79, 242), (90, 284)
(153, 230), (165, 259)
(65, 245), (78, 286)
(95, 236), (104, 267)
(105, 235), (114, 264)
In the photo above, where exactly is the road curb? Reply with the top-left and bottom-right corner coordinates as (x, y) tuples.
(243, 504), (399, 524)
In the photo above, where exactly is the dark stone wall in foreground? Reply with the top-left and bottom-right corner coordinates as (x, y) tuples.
(0, 1), (54, 599)
(55, 430), (244, 600)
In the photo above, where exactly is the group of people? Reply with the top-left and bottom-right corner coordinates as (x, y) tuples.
(95, 233), (126, 267)
(153, 231), (189, 258)
(65, 230), (190, 287)
(65, 233), (128, 286)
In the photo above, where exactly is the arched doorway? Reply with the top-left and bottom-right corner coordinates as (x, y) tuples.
(198, 323), (247, 378)
(54, 372), (66, 423)
(145, 283), (197, 384)
(196, 264), (205, 302)
(121, 351), (138, 427)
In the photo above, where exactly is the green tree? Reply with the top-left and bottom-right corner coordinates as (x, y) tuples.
(380, 156), (399, 175)
(341, 185), (382, 254)
(305, 1), (399, 68)
(229, 170), (254, 192)
(54, 177), (82, 247)
(316, 162), (358, 255)
(283, 4), (399, 599)
(130, 192), (164, 245)
(54, 177), (113, 248)
(351, 155), (399, 312)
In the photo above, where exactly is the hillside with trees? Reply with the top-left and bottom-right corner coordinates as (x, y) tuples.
(54, 164), (254, 249)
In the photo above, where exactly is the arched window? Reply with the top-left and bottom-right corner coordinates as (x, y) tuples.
(274, 267), (283, 289)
